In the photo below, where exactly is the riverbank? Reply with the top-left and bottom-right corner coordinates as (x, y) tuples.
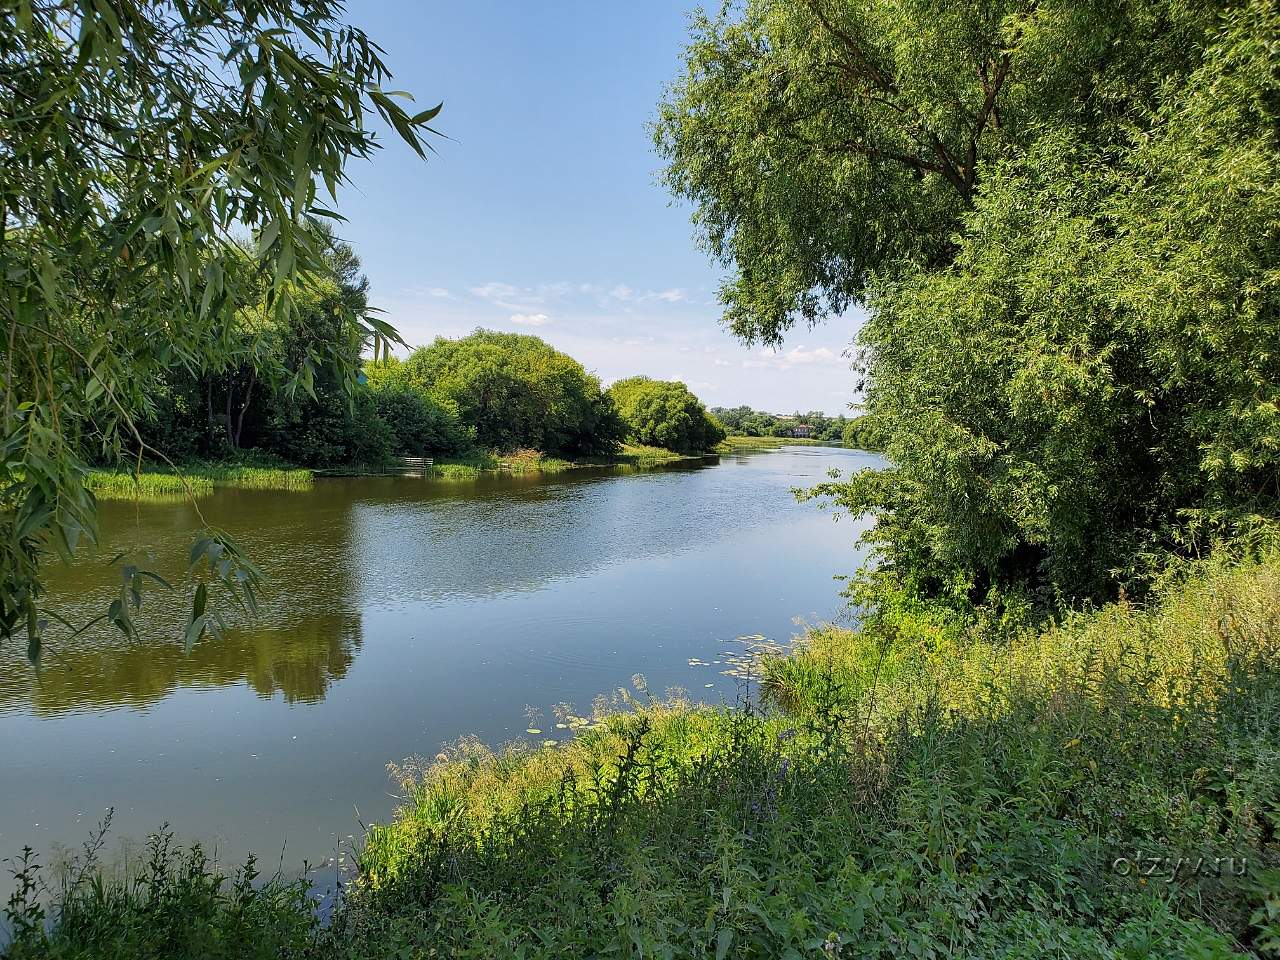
(9, 548), (1279, 958)
(86, 462), (314, 499)
(716, 434), (829, 451)
(421, 444), (701, 480)
(86, 444), (717, 498)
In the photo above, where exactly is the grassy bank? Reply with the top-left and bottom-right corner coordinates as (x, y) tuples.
(87, 463), (314, 499)
(716, 434), (829, 451)
(11, 551), (1280, 958)
(425, 444), (704, 480)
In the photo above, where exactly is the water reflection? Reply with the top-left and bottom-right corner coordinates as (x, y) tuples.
(1, 455), (833, 715)
(0, 614), (362, 715)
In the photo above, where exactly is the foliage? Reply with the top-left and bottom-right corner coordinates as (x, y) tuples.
(655, 0), (1217, 344)
(368, 383), (471, 458)
(841, 416), (882, 452)
(375, 331), (624, 456)
(609, 377), (725, 453)
(3, 824), (315, 960)
(812, 3), (1280, 606)
(659, 0), (1278, 607)
(0, 0), (439, 642)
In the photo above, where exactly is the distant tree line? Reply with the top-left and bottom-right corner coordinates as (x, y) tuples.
(711, 406), (879, 449)
(129, 270), (727, 467)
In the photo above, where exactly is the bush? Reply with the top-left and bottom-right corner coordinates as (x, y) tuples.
(608, 377), (725, 453)
(370, 383), (471, 457)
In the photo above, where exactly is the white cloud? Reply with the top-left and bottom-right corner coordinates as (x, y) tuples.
(649, 288), (686, 303)
(510, 312), (550, 326)
(427, 287), (453, 299)
(743, 345), (844, 369)
(469, 281), (520, 301)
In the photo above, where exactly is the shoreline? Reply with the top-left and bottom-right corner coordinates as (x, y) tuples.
(85, 438), (849, 498)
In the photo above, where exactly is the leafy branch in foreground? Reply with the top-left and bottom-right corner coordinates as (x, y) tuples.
(0, 0), (441, 647)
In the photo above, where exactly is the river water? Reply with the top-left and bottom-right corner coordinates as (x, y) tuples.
(0, 445), (878, 886)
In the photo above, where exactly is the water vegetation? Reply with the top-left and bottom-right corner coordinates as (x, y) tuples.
(87, 464), (313, 500)
(716, 434), (827, 451)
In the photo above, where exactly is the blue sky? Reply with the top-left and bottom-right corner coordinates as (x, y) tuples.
(336, 1), (862, 415)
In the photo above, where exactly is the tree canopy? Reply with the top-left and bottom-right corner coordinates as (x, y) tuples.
(0, 0), (440, 645)
(655, 0), (1218, 344)
(610, 377), (725, 454)
(661, 0), (1279, 608)
(373, 331), (624, 456)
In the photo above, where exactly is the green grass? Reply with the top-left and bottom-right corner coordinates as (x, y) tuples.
(13, 553), (1280, 958)
(716, 434), (829, 451)
(425, 445), (698, 480)
(424, 449), (576, 480)
(87, 463), (313, 500)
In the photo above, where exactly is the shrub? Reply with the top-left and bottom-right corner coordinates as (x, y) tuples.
(608, 376), (725, 453)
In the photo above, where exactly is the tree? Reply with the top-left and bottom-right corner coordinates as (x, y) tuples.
(1, 1), (441, 646)
(661, 0), (1276, 609)
(832, 3), (1280, 603)
(655, 0), (1218, 344)
(610, 377), (725, 454)
(377, 331), (624, 456)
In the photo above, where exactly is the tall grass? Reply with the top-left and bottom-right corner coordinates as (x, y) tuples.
(86, 464), (313, 500)
(2, 821), (314, 960)
(716, 434), (828, 451)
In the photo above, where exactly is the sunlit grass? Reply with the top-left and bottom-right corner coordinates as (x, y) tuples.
(715, 434), (827, 451)
(87, 464), (313, 499)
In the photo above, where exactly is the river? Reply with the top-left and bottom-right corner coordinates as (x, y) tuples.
(0, 445), (878, 888)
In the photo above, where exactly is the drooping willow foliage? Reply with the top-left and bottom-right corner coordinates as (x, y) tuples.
(0, 0), (440, 648)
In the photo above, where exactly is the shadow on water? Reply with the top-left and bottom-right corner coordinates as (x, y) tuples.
(0, 455), (741, 715)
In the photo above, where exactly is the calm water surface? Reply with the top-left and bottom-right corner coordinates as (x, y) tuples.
(0, 446), (877, 883)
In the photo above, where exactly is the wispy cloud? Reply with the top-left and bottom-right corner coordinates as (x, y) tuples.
(743, 345), (845, 369)
(510, 312), (550, 326)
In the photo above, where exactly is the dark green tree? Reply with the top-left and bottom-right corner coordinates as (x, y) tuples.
(377, 331), (624, 455)
(0, 0), (440, 644)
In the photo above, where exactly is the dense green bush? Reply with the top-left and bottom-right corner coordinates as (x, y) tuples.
(657, 0), (1278, 608)
(367, 382), (471, 457)
(609, 377), (725, 453)
(841, 416), (881, 451)
(375, 331), (624, 455)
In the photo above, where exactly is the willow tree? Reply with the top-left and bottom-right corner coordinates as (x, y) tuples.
(657, 0), (1279, 608)
(655, 0), (1218, 344)
(0, 1), (440, 649)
